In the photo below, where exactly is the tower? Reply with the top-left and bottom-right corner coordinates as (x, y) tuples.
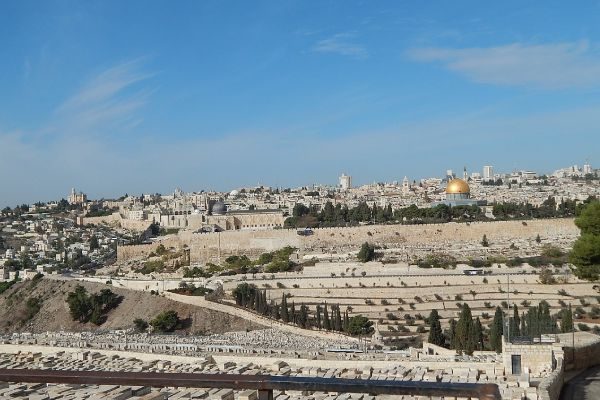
(339, 173), (352, 190)
(402, 176), (410, 194)
(483, 166), (494, 181)
(463, 166), (468, 181)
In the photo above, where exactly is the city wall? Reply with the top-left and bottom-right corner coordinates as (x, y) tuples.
(84, 212), (152, 232)
(117, 219), (578, 263)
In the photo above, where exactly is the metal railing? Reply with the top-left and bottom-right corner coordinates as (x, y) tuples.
(0, 368), (501, 399)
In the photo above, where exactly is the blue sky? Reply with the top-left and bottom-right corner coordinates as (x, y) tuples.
(2, 1), (600, 206)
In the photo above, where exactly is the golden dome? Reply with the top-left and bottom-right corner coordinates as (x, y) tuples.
(446, 178), (470, 194)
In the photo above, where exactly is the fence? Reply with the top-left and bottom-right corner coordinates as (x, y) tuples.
(0, 369), (501, 399)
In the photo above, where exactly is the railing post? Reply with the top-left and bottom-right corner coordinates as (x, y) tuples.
(258, 389), (273, 400)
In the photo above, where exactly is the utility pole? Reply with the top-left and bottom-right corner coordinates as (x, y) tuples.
(507, 273), (511, 342)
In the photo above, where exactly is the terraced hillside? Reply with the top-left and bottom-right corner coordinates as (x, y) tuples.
(221, 261), (600, 336)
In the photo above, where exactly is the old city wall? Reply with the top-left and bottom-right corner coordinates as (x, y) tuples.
(117, 218), (578, 263)
(84, 212), (152, 232)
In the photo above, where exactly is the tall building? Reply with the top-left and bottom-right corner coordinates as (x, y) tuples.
(583, 163), (592, 175)
(339, 173), (352, 190)
(446, 169), (454, 181)
(483, 165), (494, 181)
(68, 188), (87, 205)
(402, 176), (410, 194)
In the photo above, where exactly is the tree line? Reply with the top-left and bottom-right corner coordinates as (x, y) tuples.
(284, 196), (596, 229)
(428, 301), (574, 355)
(232, 283), (373, 335)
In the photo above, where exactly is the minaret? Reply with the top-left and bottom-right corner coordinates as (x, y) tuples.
(463, 166), (468, 181)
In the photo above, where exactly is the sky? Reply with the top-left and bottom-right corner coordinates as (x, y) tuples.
(2, 1), (600, 206)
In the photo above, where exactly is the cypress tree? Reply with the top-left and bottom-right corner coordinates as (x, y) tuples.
(316, 304), (322, 329)
(281, 295), (289, 323)
(298, 304), (308, 328)
(489, 306), (504, 353)
(448, 318), (457, 349)
(323, 303), (331, 330)
(343, 310), (349, 332)
(334, 305), (342, 331)
(520, 312), (527, 336)
(271, 303), (280, 320)
(512, 304), (521, 337)
(290, 302), (297, 324)
(561, 305), (574, 333)
(455, 303), (474, 355)
(427, 309), (445, 347)
(473, 317), (484, 351)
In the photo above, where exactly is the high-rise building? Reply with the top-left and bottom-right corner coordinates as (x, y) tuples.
(483, 165), (494, 181)
(583, 163), (592, 175)
(339, 173), (352, 190)
(446, 169), (454, 181)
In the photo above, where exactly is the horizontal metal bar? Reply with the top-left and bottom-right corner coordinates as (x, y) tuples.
(0, 368), (501, 399)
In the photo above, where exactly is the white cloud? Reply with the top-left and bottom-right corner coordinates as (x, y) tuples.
(312, 33), (368, 59)
(409, 41), (600, 89)
(52, 59), (154, 136)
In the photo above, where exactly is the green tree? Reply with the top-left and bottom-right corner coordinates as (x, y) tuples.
(89, 235), (99, 251)
(323, 303), (331, 330)
(150, 310), (181, 332)
(427, 309), (445, 347)
(66, 285), (92, 323)
(298, 304), (309, 328)
(570, 201), (600, 280)
(346, 315), (374, 336)
(448, 318), (457, 349)
(357, 242), (375, 263)
(455, 303), (475, 355)
(489, 307), (504, 353)
(561, 305), (574, 333)
(481, 234), (489, 247)
(473, 317), (484, 351)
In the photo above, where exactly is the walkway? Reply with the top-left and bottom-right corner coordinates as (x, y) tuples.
(560, 365), (600, 400)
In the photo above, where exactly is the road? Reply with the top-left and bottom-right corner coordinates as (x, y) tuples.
(560, 365), (600, 400)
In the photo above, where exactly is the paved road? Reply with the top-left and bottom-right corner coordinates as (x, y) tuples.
(560, 365), (600, 400)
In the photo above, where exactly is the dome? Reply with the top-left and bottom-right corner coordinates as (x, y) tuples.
(211, 201), (227, 215)
(446, 178), (470, 194)
(229, 189), (240, 197)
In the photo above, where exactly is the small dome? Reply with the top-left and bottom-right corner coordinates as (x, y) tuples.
(212, 201), (227, 215)
(446, 178), (470, 194)
(229, 189), (240, 197)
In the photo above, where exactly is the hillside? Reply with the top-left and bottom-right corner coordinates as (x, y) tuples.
(0, 278), (264, 334)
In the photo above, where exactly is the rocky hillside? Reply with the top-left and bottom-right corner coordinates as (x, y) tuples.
(0, 278), (263, 334)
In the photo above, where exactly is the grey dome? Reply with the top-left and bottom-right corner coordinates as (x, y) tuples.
(212, 201), (227, 215)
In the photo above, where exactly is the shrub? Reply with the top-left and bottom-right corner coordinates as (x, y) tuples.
(381, 299), (390, 306)
(578, 323), (591, 331)
(134, 318), (148, 332)
(150, 310), (181, 332)
(387, 313), (398, 320)
(357, 242), (375, 262)
(454, 294), (463, 301)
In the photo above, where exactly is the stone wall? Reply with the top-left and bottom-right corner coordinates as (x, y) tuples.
(117, 218), (578, 263)
(538, 358), (564, 400)
(84, 212), (152, 231)
(563, 332), (600, 370)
